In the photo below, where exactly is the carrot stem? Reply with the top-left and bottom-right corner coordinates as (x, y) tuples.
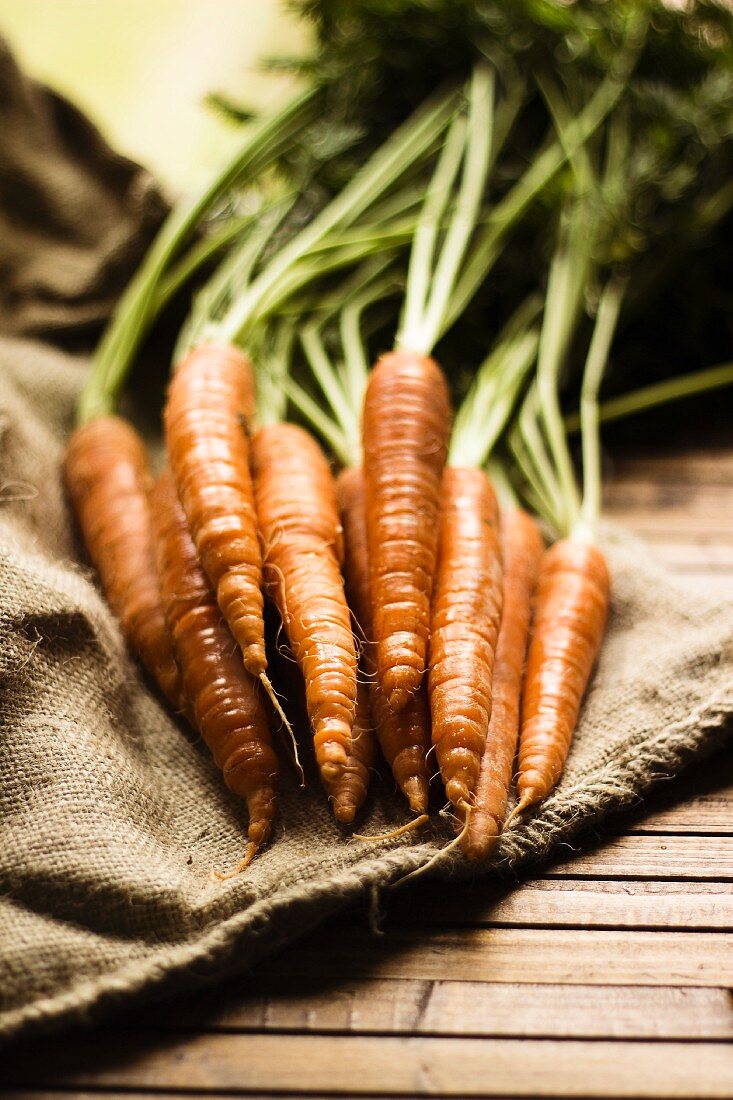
(578, 274), (628, 536)
(565, 361), (733, 433)
(398, 64), (495, 355)
(78, 89), (317, 423)
(217, 87), (459, 346)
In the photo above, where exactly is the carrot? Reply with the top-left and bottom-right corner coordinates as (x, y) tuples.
(337, 465), (431, 814)
(516, 536), (610, 812)
(429, 466), (503, 813)
(251, 422), (357, 786)
(362, 350), (452, 712)
(164, 341), (265, 678)
(64, 415), (185, 712)
(326, 680), (378, 824)
(152, 467), (278, 870)
(461, 507), (543, 860)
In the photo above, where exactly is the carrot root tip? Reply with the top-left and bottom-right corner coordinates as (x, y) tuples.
(259, 672), (304, 787)
(403, 775), (429, 815)
(446, 778), (471, 811)
(503, 793), (535, 832)
(333, 799), (358, 825)
(385, 685), (413, 713)
(392, 805), (471, 888)
(211, 840), (260, 882)
(353, 814), (429, 843)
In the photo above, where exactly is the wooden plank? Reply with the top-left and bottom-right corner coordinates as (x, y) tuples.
(609, 450), (733, 485)
(154, 979), (733, 1041)
(263, 928), (731, 987)
(5, 1033), (733, 1097)
(543, 834), (733, 879)
(388, 879), (733, 930)
(604, 481), (733, 518)
(632, 795), (733, 834)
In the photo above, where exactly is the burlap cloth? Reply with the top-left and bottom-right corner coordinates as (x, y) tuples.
(1, 42), (731, 1048)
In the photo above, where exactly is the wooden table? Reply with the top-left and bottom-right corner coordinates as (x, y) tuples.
(4, 439), (733, 1099)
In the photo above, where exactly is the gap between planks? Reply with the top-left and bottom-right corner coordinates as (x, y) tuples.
(4, 1032), (733, 1098)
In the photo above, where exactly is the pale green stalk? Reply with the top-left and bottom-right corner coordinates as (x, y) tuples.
(448, 293), (542, 466)
(256, 323), (297, 426)
(514, 383), (565, 532)
(486, 459), (519, 510)
(577, 274), (628, 538)
(281, 377), (353, 463)
(535, 199), (594, 532)
(301, 326), (359, 444)
(399, 112), (468, 348)
(444, 49), (641, 330)
(78, 87), (317, 423)
(398, 64), (495, 355)
(509, 421), (562, 532)
(565, 361), (733, 433)
(155, 215), (254, 313)
(339, 262), (399, 399)
(217, 88), (458, 345)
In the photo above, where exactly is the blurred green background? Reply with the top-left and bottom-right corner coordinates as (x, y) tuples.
(0, 0), (307, 192)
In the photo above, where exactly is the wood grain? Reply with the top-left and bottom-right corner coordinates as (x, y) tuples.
(145, 979), (733, 1041)
(544, 835), (733, 879)
(264, 927), (732, 987)
(5, 1033), (733, 1097)
(388, 879), (733, 929)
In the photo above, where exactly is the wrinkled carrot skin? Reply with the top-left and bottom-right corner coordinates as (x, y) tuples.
(363, 350), (452, 712)
(429, 467), (503, 811)
(251, 423), (357, 785)
(327, 680), (378, 824)
(65, 416), (184, 711)
(165, 342), (266, 677)
(153, 468), (277, 855)
(517, 537), (610, 809)
(337, 466), (430, 814)
(462, 508), (543, 860)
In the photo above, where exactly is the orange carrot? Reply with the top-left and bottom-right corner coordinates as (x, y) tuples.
(164, 341), (266, 678)
(362, 349), (452, 712)
(251, 422), (357, 786)
(152, 467), (278, 869)
(326, 680), (378, 824)
(516, 536), (610, 812)
(461, 507), (543, 860)
(64, 415), (184, 711)
(337, 465), (431, 815)
(429, 466), (503, 813)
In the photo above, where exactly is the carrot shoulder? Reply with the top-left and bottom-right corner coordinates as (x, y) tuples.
(517, 536), (610, 811)
(429, 466), (503, 813)
(65, 415), (184, 711)
(152, 468), (278, 866)
(251, 422), (357, 786)
(363, 350), (452, 712)
(337, 465), (431, 815)
(462, 507), (543, 860)
(164, 341), (266, 678)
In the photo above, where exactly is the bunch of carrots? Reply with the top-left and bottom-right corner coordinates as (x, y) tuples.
(61, 16), (733, 877)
